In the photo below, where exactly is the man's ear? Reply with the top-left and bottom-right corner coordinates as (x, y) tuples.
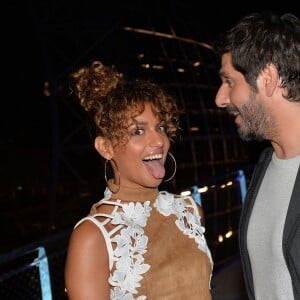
(94, 137), (114, 160)
(262, 63), (279, 97)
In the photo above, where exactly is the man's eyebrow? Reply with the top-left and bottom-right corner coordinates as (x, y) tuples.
(219, 71), (233, 82)
(218, 70), (227, 78)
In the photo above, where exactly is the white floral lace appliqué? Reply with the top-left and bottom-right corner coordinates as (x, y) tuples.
(154, 192), (213, 265)
(108, 192), (212, 300)
(109, 201), (151, 300)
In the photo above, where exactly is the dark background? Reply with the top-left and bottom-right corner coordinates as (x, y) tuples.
(3, 1), (298, 148)
(1, 1), (298, 253)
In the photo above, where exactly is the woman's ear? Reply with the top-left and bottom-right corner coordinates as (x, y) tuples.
(94, 137), (114, 160)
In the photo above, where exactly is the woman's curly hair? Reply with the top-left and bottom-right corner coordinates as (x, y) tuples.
(70, 61), (181, 147)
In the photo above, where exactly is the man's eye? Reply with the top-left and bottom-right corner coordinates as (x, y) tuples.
(224, 78), (233, 88)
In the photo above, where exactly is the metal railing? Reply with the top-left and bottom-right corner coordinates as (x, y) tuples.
(0, 168), (250, 300)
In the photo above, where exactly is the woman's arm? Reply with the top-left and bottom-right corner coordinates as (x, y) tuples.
(64, 220), (110, 299)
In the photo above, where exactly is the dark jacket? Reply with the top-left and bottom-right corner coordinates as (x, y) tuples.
(239, 147), (300, 300)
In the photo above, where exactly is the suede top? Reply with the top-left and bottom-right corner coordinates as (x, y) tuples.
(86, 182), (213, 299)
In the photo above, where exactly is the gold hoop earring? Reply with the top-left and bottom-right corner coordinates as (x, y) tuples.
(164, 152), (177, 182)
(104, 159), (120, 193)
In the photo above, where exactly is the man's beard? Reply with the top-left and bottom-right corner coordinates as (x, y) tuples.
(227, 92), (274, 141)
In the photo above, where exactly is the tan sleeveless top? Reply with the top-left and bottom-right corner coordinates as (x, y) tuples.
(75, 184), (213, 299)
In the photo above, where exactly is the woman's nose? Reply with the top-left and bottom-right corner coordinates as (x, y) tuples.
(150, 131), (164, 147)
(215, 85), (230, 108)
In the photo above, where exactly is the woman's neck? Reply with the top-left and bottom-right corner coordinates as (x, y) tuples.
(108, 180), (159, 202)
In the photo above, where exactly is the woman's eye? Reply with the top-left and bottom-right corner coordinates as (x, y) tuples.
(134, 128), (144, 135)
(158, 124), (167, 132)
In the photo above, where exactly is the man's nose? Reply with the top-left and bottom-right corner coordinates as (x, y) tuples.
(215, 85), (230, 108)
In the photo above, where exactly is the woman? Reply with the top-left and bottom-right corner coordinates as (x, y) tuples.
(64, 60), (213, 299)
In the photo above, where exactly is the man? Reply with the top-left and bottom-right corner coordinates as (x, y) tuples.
(214, 11), (300, 299)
